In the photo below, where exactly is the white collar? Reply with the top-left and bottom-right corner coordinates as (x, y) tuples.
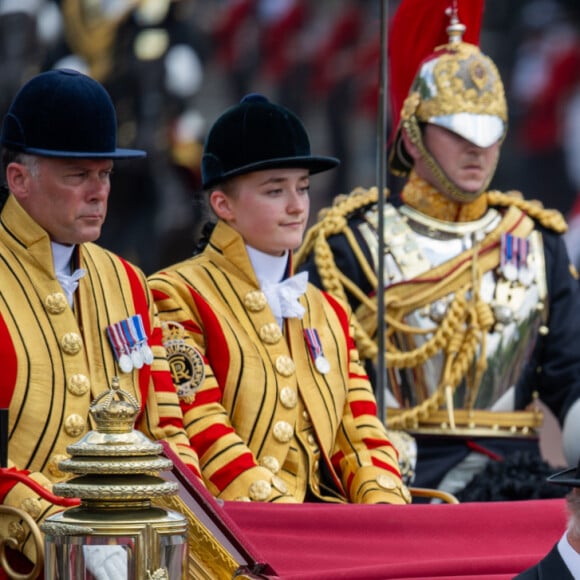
(246, 245), (307, 325)
(246, 245), (289, 285)
(51, 242), (76, 276)
(558, 531), (580, 578)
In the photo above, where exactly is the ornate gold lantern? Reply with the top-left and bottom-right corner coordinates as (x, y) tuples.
(41, 379), (188, 579)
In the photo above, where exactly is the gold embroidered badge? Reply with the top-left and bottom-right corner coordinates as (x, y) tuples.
(162, 321), (205, 403)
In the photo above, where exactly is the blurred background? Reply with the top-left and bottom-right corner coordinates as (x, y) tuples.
(3, 0), (580, 275)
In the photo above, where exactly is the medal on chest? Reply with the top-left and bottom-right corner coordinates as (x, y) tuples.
(304, 328), (330, 374)
(106, 315), (154, 374)
(500, 233), (535, 286)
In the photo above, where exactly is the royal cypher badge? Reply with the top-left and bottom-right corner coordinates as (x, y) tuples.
(162, 321), (205, 403)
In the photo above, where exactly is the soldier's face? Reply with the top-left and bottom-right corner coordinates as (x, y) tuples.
(414, 124), (501, 197)
(210, 168), (310, 256)
(12, 157), (112, 245)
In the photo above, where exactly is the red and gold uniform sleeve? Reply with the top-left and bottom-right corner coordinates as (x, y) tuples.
(319, 293), (410, 504)
(150, 273), (296, 503)
(118, 259), (201, 479)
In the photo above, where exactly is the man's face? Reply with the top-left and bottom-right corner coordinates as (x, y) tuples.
(12, 157), (113, 245)
(413, 124), (501, 197)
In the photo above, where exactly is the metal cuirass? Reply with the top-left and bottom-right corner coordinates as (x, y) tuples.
(357, 202), (547, 436)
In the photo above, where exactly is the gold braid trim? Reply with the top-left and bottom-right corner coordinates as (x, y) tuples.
(487, 190), (568, 234)
(298, 186), (544, 430)
(367, 205), (533, 429)
(296, 187), (383, 359)
(154, 495), (241, 580)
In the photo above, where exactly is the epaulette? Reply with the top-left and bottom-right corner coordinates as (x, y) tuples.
(487, 190), (568, 234)
(297, 187), (382, 263)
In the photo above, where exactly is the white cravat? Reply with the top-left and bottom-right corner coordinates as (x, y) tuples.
(247, 246), (308, 326)
(52, 242), (86, 307)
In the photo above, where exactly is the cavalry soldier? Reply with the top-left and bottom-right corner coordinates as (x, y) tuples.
(297, 0), (580, 499)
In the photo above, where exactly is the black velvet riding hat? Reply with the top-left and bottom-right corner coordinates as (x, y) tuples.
(547, 460), (580, 488)
(0, 68), (145, 159)
(201, 93), (339, 189)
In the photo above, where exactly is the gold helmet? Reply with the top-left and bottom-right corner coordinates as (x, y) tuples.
(388, 0), (508, 182)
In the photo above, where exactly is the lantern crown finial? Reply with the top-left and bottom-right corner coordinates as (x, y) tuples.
(89, 376), (140, 433)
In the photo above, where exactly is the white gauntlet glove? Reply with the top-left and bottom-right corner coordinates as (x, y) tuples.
(83, 545), (128, 580)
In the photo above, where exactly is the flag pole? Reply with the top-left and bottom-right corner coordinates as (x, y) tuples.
(376, 0), (389, 425)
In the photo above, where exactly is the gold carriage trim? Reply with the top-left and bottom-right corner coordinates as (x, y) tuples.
(387, 408), (543, 438)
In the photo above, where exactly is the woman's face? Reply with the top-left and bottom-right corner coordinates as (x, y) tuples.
(210, 168), (310, 256)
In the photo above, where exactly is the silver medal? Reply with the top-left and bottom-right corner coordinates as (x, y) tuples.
(141, 344), (154, 365)
(315, 355), (330, 374)
(119, 353), (133, 373)
(518, 266), (531, 286)
(503, 262), (517, 282)
(131, 348), (144, 369)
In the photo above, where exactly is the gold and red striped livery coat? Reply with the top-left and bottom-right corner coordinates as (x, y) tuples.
(149, 220), (409, 505)
(0, 194), (199, 562)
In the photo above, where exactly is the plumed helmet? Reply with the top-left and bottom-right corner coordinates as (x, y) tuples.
(0, 68), (145, 159)
(388, 0), (508, 176)
(202, 93), (339, 189)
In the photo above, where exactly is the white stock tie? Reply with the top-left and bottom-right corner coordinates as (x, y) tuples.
(56, 268), (86, 307)
(261, 271), (308, 323)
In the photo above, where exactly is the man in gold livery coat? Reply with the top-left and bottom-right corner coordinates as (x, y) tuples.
(149, 94), (410, 505)
(297, 0), (580, 499)
(0, 69), (200, 566)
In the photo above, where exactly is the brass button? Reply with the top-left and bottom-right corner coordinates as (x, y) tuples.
(302, 410), (311, 422)
(279, 386), (297, 409)
(45, 292), (68, 314)
(273, 420), (294, 443)
(21, 497), (41, 518)
(314, 460), (320, 471)
(64, 414), (85, 437)
(61, 332), (83, 355)
(68, 374), (90, 396)
(271, 475), (288, 494)
(249, 480), (272, 501)
(244, 290), (268, 312)
(307, 433), (316, 445)
(275, 355), (295, 377)
(260, 455), (280, 474)
(376, 474), (397, 490)
(260, 323), (282, 344)
(47, 454), (70, 478)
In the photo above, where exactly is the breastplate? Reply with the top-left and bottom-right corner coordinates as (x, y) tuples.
(358, 203), (547, 434)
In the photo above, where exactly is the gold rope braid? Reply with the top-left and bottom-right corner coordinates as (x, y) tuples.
(386, 291), (495, 430)
(487, 190), (568, 233)
(367, 208), (516, 428)
(296, 188), (536, 429)
(296, 187), (384, 360)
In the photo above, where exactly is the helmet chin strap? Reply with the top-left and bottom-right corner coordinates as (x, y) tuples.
(403, 116), (499, 203)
